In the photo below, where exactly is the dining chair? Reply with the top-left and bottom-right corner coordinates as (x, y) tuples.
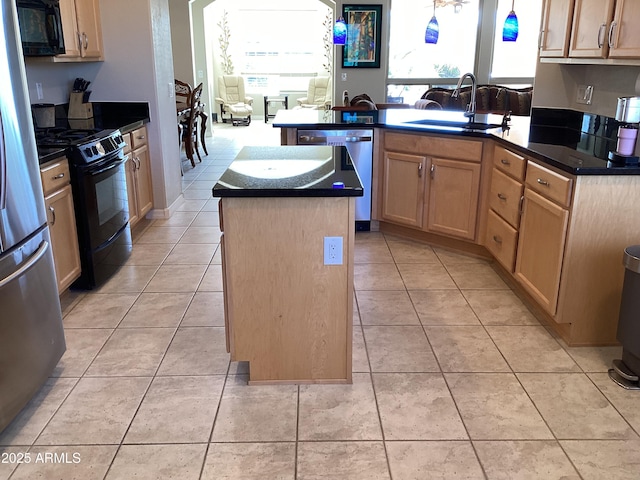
(175, 79), (192, 107)
(181, 82), (204, 167)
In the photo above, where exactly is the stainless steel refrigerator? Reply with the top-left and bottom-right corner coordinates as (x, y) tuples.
(0, 0), (66, 432)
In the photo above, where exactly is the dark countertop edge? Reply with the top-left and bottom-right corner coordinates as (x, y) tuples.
(38, 147), (68, 165)
(118, 119), (147, 134)
(212, 187), (364, 198)
(489, 135), (640, 176)
(274, 112), (640, 176)
(373, 125), (640, 176)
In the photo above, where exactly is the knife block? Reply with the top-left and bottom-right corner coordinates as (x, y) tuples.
(68, 92), (93, 119)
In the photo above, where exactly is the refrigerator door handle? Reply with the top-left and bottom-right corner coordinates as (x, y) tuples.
(0, 110), (6, 211)
(0, 240), (49, 288)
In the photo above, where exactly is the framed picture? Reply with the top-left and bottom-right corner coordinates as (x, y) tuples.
(341, 4), (382, 68)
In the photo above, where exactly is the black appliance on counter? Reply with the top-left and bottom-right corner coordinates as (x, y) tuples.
(37, 128), (131, 289)
(16, 0), (65, 56)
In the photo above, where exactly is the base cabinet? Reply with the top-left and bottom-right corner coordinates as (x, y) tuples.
(381, 151), (426, 228)
(123, 126), (153, 228)
(381, 131), (483, 241)
(220, 196), (354, 384)
(426, 157), (480, 240)
(514, 188), (569, 315)
(40, 157), (81, 293)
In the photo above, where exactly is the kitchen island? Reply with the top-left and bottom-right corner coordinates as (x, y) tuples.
(274, 107), (640, 347)
(213, 145), (362, 384)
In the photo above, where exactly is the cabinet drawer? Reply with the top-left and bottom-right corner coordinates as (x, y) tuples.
(130, 126), (148, 149)
(525, 162), (573, 207)
(493, 144), (525, 180)
(40, 158), (70, 196)
(385, 132), (482, 162)
(489, 168), (523, 229)
(486, 209), (518, 272)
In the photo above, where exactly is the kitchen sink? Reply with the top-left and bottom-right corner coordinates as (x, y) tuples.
(405, 119), (503, 130)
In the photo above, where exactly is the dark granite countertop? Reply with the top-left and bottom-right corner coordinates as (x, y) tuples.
(273, 108), (640, 176)
(37, 146), (68, 164)
(212, 146), (364, 197)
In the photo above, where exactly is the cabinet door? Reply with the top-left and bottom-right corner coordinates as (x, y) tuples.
(58, 0), (81, 58)
(133, 145), (153, 219)
(569, 0), (615, 58)
(124, 155), (139, 227)
(608, 0), (640, 58)
(45, 184), (81, 292)
(426, 158), (481, 240)
(381, 151), (426, 228)
(540, 0), (576, 57)
(74, 0), (103, 58)
(515, 188), (569, 316)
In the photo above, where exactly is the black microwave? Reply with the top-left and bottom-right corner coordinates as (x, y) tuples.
(16, 0), (65, 56)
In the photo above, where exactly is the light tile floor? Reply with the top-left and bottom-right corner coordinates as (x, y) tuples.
(2, 121), (640, 479)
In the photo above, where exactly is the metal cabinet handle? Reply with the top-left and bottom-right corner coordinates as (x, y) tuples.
(537, 178), (550, 186)
(497, 193), (507, 200)
(137, 135), (146, 140)
(492, 235), (503, 245)
(77, 32), (82, 50)
(608, 21), (617, 48)
(500, 158), (511, 165)
(598, 23), (606, 48)
(418, 163), (423, 177)
(48, 205), (56, 226)
(430, 164), (435, 179)
(519, 195), (525, 214)
(52, 173), (65, 180)
(538, 30), (545, 49)
(134, 156), (141, 170)
(83, 33), (88, 50)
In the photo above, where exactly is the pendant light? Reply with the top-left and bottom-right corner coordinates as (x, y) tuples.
(333, 16), (347, 45)
(502, 0), (518, 42)
(425, 2), (439, 44)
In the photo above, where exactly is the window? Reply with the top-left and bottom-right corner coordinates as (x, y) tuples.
(491, 0), (544, 80)
(205, 0), (331, 93)
(387, 0), (544, 105)
(388, 0), (480, 80)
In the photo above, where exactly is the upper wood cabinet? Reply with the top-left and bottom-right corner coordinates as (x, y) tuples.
(541, 0), (640, 60)
(608, 0), (640, 58)
(539, 0), (575, 58)
(569, 0), (616, 58)
(57, 0), (103, 61)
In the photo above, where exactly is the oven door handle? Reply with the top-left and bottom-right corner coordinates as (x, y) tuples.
(88, 156), (126, 176)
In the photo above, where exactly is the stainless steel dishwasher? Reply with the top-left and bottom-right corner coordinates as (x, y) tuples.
(297, 129), (373, 231)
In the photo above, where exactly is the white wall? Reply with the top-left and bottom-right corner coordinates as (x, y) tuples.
(170, 0), (194, 85)
(533, 63), (640, 118)
(24, 0), (183, 215)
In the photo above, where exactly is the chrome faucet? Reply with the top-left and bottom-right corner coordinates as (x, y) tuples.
(451, 72), (477, 120)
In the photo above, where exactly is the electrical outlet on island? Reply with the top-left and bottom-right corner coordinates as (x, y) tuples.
(323, 236), (343, 265)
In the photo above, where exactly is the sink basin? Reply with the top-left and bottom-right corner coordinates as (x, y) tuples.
(405, 119), (503, 131)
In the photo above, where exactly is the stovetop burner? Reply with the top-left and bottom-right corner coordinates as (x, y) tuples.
(35, 128), (126, 164)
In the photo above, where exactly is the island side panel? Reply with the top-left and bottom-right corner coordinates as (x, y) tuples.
(222, 196), (354, 383)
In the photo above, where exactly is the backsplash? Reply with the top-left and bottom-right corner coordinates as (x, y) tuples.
(530, 107), (629, 160)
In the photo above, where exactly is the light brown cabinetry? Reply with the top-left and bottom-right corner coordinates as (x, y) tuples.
(123, 126), (153, 228)
(541, 0), (640, 60)
(57, 0), (103, 61)
(485, 145), (526, 271)
(219, 196), (354, 384)
(40, 157), (81, 293)
(381, 131), (483, 241)
(381, 151), (426, 228)
(539, 0), (576, 57)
